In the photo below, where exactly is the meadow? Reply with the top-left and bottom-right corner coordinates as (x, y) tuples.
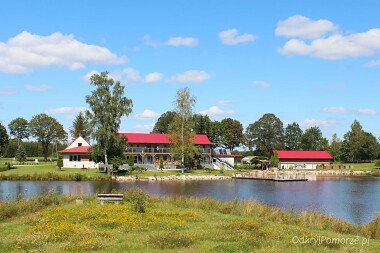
(0, 190), (379, 252)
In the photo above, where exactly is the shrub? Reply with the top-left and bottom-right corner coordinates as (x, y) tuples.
(128, 155), (134, 167)
(220, 167), (225, 174)
(15, 145), (27, 163)
(159, 158), (164, 171)
(124, 189), (149, 213)
(74, 173), (83, 181)
(99, 166), (105, 172)
(372, 170), (380, 177)
(57, 155), (63, 171)
(131, 166), (147, 173)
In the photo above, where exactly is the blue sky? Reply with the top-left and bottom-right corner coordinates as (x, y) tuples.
(1, 0), (380, 143)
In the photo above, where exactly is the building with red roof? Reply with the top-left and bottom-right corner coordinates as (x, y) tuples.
(58, 135), (97, 168)
(120, 133), (213, 165)
(272, 150), (333, 169)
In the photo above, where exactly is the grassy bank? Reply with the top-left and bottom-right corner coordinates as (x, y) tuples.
(0, 164), (229, 181)
(0, 190), (379, 252)
(0, 165), (112, 181)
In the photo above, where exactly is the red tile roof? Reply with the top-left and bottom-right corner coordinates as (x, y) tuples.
(59, 146), (91, 154)
(273, 150), (333, 160)
(215, 155), (244, 158)
(118, 133), (213, 145)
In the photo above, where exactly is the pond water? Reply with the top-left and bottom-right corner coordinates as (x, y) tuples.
(1, 176), (379, 224)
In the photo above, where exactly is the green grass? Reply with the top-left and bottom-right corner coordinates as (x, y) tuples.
(0, 164), (111, 181)
(0, 191), (379, 252)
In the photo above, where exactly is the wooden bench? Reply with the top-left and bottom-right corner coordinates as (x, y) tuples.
(97, 194), (123, 205)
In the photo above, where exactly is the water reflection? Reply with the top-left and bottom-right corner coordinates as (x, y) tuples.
(0, 177), (379, 224)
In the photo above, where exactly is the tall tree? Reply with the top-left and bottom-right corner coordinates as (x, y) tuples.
(15, 144), (27, 163)
(343, 120), (364, 162)
(29, 113), (67, 161)
(192, 114), (212, 136)
(168, 87), (197, 170)
(329, 133), (342, 162)
(245, 113), (284, 156)
(151, 111), (177, 133)
(69, 112), (90, 141)
(220, 118), (245, 151)
(284, 122), (303, 150)
(360, 132), (379, 162)
(0, 123), (9, 150)
(209, 121), (223, 147)
(300, 127), (323, 151)
(8, 117), (29, 144)
(86, 71), (133, 175)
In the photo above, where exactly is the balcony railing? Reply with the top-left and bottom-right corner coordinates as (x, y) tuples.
(126, 147), (212, 154)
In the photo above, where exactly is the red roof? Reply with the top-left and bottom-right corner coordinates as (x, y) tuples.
(273, 150), (333, 160)
(118, 133), (213, 145)
(59, 146), (91, 154)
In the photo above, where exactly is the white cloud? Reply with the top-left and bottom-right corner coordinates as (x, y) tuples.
(143, 34), (159, 47)
(169, 70), (212, 83)
(25, 84), (51, 92)
(199, 106), (235, 118)
(144, 72), (163, 83)
(321, 83), (346, 90)
(364, 59), (380, 67)
(165, 37), (199, 47)
(120, 68), (141, 81)
(322, 107), (352, 113)
(45, 107), (88, 115)
(0, 31), (127, 74)
(0, 87), (17, 96)
(218, 29), (257, 45)
(279, 28), (380, 60)
(133, 110), (160, 121)
(130, 123), (155, 133)
(82, 70), (100, 82)
(358, 109), (378, 115)
(218, 100), (238, 106)
(63, 115), (76, 122)
(275, 15), (337, 39)
(298, 118), (339, 129)
(251, 81), (271, 88)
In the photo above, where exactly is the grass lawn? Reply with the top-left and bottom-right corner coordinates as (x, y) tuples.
(0, 191), (379, 252)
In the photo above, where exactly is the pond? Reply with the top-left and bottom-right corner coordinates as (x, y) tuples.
(1, 176), (379, 224)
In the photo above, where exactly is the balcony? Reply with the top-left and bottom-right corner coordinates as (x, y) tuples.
(126, 147), (212, 154)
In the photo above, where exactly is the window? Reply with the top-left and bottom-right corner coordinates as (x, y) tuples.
(137, 144), (139, 147)
(73, 155), (77, 161)
(78, 156), (81, 161)
(78, 143), (82, 147)
(69, 155), (73, 161)
(134, 156), (138, 163)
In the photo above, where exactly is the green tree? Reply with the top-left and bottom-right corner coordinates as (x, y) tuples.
(360, 132), (379, 162)
(57, 155), (63, 171)
(159, 158), (164, 171)
(300, 127), (322, 151)
(343, 120), (364, 162)
(192, 114), (212, 136)
(128, 154), (134, 167)
(0, 123), (9, 151)
(29, 113), (67, 161)
(245, 113), (284, 156)
(209, 121), (223, 147)
(151, 111), (177, 133)
(69, 112), (90, 141)
(168, 87), (197, 171)
(270, 151), (279, 167)
(8, 117), (29, 144)
(86, 71), (133, 175)
(329, 133), (342, 162)
(284, 122), (303, 150)
(109, 156), (126, 170)
(15, 144), (27, 163)
(220, 118), (245, 151)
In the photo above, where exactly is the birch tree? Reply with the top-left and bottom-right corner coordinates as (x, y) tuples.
(86, 71), (133, 175)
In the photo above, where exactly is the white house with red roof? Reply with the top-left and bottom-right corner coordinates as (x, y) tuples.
(58, 135), (97, 169)
(273, 150), (333, 169)
(120, 133), (213, 166)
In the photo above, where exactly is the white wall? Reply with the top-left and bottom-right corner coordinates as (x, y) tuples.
(66, 136), (90, 149)
(62, 154), (98, 169)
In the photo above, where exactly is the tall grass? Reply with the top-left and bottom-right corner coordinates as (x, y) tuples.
(0, 190), (81, 221)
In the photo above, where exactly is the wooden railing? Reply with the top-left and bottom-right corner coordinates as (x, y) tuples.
(126, 147), (211, 154)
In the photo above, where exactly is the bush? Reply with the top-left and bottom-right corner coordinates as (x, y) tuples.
(123, 189), (149, 213)
(372, 170), (380, 177)
(99, 166), (105, 172)
(131, 166), (147, 173)
(128, 155), (134, 167)
(220, 167), (225, 174)
(375, 160), (380, 167)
